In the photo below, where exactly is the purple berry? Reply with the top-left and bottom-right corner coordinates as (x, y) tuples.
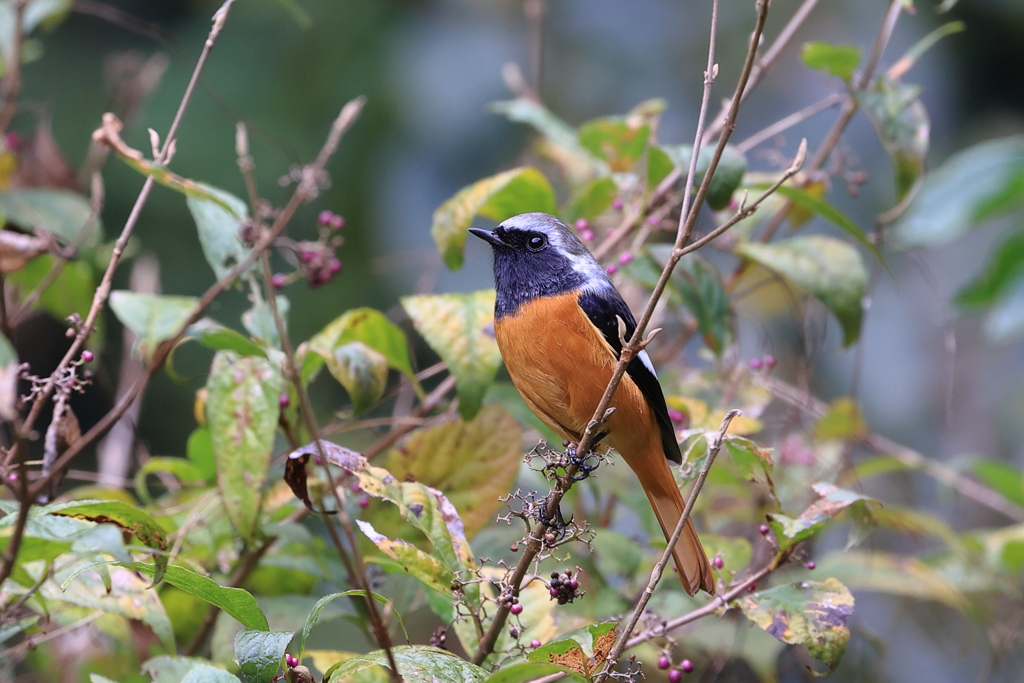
(669, 669), (683, 683)
(278, 394), (290, 409)
(580, 229), (595, 242)
(806, 561), (816, 570)
(574, 218), (590, 232)
(667, 408), (685, 425)
(286, 654), (299, 668)
(530, 639), (541, 648)
(749, 357), (763, 370)
(358, 496), (370, 509)
(549, 587), (559, 598)
(747, 582), (757, 592)
(271, 272), (287, 289)
(657, 656), (671, 670)
(329, 214), (346, 230)
(612, 198), (624, 210)
(299, 249), (317, 264)
(349, 481), (362, 493)
(81, 350), (95, 363)
(764, 354), (777, 368)
(569, 579), (579, 590)
(681, 659), (694, 673)
(510, 603), (523, 615)
(759, 524), (770, 535)
(618, 251), (633, 265)
(647, 215), (660, 226)
(606, 264), (619, 275)
(712, 556), (724, 570)
(317, 210), (335, 226)
(328, 257), (342, 275)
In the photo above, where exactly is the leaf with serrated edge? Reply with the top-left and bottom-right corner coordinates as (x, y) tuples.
(385, 404), (520, 537)
(206, 352), (283, 541)
(739, 578), (854, 675)
(402, 290), (501, 420)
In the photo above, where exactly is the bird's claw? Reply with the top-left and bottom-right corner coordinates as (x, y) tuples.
(537, 498), (571, 544)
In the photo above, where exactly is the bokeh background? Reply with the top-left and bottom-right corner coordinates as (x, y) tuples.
(16, 0), (1024, 680)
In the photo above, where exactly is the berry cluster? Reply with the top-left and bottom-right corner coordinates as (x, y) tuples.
(748, 354), (777, 371)
(658, 655), (695, 680)
(269, 209), (346, 290)
(548, 569), (582, 605)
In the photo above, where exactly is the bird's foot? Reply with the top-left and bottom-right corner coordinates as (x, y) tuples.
(536, 498), (571, 544)
(564, 438), (603, 482)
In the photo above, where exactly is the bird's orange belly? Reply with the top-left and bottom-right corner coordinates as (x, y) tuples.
(493, 292), (656, 455)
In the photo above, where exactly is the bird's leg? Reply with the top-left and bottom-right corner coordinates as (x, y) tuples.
(566, 432), (605, 481)
(536, 498), (570, 544)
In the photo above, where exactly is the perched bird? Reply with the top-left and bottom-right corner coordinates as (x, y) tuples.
(470, 212), (715, 595)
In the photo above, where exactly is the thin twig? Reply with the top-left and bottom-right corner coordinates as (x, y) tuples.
(736, 93), (842, 153)
(593, 410), (740, 683)
(0, 610), (103, 661)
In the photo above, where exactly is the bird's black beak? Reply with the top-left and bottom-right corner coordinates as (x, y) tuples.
(469, 228), (507, 247)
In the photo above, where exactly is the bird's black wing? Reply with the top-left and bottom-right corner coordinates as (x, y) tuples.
(577, 289), (682, 464)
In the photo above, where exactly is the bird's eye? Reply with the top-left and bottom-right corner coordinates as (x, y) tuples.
(526, 234), (546, 251)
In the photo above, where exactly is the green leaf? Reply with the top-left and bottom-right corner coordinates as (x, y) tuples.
(402, 290), (502, 420)
(109, 291), (198, 359)
(971, 458), (1024, 509)
(578, 118), (650, 172)
(241, 294), (289, 350)
(325, 646), (488, 683)
(186, 185), (252, 280)
(206, 352), (284, 542)
(191, 323), (268, 358)
(736, 235), (867, 346)
(142, 656), (229, 683)
(0, 188), (101, 246)
(672, 253), (730, 354)
(43, 563), (175, 651)
(187, 427), (217, 480)
(801, 42), (861, 82)
(767, 483), (879, 552)
(662, 144), (747, 210)
(358, 520), (455, 596)
(956, 229), (1024, 309)
(563, 177), (617, 224)
(136, 563), (269, 630)
(483, 662), (588, 683)
(134, 456), (207, 504)
(430, 167), (556, 269)
(724, 436), (776, 502)
(384, 404), (521, 537)
(234, 628), (294, 683)
(860, 76), (930, 201)
(738, 578), (854, 675)
(892, 136), (1024, 249)
(308, 307), (415, 381)
(181, 665), (242, 683)
(647, 146), (676, 190)
(0, 330), (16, 366)
(324, 341), (388, 415)
(592, 529), (642, 579)
(814, 550), (970, 613)
(764, 184), (883, 263)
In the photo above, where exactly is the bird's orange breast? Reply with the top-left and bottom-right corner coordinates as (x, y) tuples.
(493, 292), (658, 457)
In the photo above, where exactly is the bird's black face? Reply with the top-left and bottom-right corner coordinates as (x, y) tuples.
(470, 212), (612, 319)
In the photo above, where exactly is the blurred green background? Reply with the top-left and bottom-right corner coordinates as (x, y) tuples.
(15, 0), (1024, 680)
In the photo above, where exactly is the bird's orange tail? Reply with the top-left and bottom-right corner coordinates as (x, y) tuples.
(631, 450), (715, 596)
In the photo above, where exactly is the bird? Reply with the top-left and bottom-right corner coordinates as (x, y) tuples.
(470, 212), (715, 595)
